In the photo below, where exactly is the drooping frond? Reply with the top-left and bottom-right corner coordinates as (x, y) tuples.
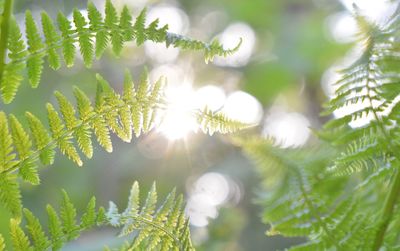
(238, 136), (378, 250)
(0, 0), (241, 104)
(1, 181), (193, 251)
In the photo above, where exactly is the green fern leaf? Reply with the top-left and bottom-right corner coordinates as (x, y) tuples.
(133, 8), (147, 45)
(140, 182), (157, 219)
(80, 197), (97, 228)
(123, 181), (140, 216)
(95, 74), (130, 141)
(96, 206), (107, 225)
(25, 11), (45, 88)
(160, 195), (184, 251)
(197, 107), (250, 135)
(105, 0), (123, 55)
(9, 115), (39, 184)
(0, 111), (16, 171)
(146, 188), (176, 249)
(0, 174), (22, 217)
(57, 12), (76, 67)
(1, 18), (26, 104)
(73, 9), (93, 67)
(25, 112), (55, 165)
(46, 103), (82, 166)
(9, 115), (32, 161)
(23, 209), (50, 251)
(146, 19), (167, 43)
(41, 12), (61, 70)
(60, 190), (78, 240)
(120, 6), (133, 41)
(54, 91), (79, 130)
(46, 204), (64, 250)
(87, 2), (109, 59)
(10, 218), (32, 251)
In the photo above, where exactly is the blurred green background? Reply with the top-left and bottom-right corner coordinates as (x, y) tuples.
(1, 0), (396, 250)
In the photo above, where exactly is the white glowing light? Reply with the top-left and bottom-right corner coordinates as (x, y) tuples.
(146, 5), (189, 34)
(263, 110), (311, 148)
(195, 85), (226, 111)
(340, 0), (397, 24)
(144, 42), (180, 63)
(185, 194), (218, 227)
(214, 22), (256, 67)
(150, 64), (188, 85)
(144, 5), (189, 63)
(321, 66), (341, 98)
(186, 172), (234, 227)
(222, 91), (263, 124)
(159, 85), (198, 140)
(193, 172), (230, 206)
(114, 0), (148, 9)
(327, 12), (358, 43)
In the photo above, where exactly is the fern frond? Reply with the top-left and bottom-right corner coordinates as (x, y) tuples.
(10, 218), (32, 251)
(57, 12), (75, 67)
(73, 8), (93, 68)
(239, 137), (364, 250)
(166, 34), (243, 63)
(0, 182), (194, 251)
(41, 12), (61, 70)
(23, 209), (50, 251)
(46, 204), (64, 250)
(0, 1), (241, 103)
(196, 107), (250, 135)
(0, 18), (26, 103)
(0, 70), (165, 180)
(25, 11), (45, 88)
(111, 182), (193, 250)
(0, 173), (21, 217)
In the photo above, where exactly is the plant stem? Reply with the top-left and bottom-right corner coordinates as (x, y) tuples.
(0, 0), (13, 82)
(372, 169), (400, 251)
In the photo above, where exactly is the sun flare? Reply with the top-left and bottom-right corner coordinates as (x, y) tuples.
(159, 85), (198, 140)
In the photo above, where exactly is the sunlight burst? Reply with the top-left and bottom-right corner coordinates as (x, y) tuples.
(159, 85), (198, 140)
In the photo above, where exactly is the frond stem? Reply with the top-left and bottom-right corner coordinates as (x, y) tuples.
(295, 168), (342, 250)
(276, 151), (342, 249)
(363, 49), (400, 250)
(372, 168), (400, 250)
(0, 0), (13, 83)
(6, 23), (236, 66)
